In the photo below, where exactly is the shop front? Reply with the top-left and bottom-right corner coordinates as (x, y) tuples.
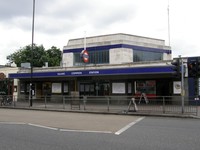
(9, 65), (175, 102)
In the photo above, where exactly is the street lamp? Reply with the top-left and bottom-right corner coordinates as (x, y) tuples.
(179, 55), (185, 114)
(30, 0), (35, 107)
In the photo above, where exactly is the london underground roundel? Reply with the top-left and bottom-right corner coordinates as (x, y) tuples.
(81, 50), (89, 63)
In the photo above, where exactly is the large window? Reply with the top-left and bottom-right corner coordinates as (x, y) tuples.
(79, 83), (95, 96)
(74, 50), (109, 66)
(135, 80), (156, 96)
(112, 82), (125, 94)
(133, 50), (162, 62)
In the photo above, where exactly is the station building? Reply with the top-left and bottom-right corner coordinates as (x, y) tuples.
(9, 33), (189, 101)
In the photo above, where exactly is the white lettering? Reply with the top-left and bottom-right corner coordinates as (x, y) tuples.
(71, 72), (82, 75)
(89, 71), (99, 74)
(57, 73), (65, 76)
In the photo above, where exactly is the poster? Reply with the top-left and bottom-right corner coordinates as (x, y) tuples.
(173, 81), (181, 94)
(52, 83), (62, 93)
(112, 83), (125, 94)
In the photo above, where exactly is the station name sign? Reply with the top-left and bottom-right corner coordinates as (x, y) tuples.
(57, 70), (100, 76)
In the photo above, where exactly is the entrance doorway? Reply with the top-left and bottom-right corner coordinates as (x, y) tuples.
(79, 83), (95, 96)
(79, 82), (110, 96)
(98, 83), (110, 96)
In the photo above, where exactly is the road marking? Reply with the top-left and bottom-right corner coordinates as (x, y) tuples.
(60, 129), (112, 134)
(0, 122), (26, 125)
(115, 117), (145, 135)
(28, 123), (58, 130)
(0, 121), (112, 134)
(0, 118), (145, 136)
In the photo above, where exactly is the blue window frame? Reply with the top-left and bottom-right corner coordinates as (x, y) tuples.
(133, 49), (163, 62)
(74, 50), (109, 66)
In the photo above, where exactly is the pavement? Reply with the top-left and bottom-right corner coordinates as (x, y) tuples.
(1, 101), (200, 119)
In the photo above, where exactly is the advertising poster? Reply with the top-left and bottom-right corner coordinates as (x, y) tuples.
(112, 83), (125, 94)
(173, 81), (181, 94)
(52, 83), (62, 93)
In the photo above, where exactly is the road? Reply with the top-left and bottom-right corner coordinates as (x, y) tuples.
(0, 109), (200, 150)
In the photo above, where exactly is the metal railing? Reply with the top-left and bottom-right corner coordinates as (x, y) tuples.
(0, 95), (199, 116)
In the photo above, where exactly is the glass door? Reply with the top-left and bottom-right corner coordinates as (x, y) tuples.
(79, 83), (95, 96)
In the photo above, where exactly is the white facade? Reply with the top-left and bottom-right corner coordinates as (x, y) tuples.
(110, 48), (133, 64)
(62, 33), (171, 67)
(0, 66), (18, 77)
(62, 53), (74, 67)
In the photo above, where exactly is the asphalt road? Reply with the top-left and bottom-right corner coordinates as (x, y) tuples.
(0, 109), (200, 150)
(0, 109), (141, 133)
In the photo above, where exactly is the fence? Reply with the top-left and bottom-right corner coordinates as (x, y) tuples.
(0, 95), (199, 116)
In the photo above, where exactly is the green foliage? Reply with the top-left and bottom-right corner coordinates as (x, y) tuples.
(7, 44), (62, 67)
(46, 46), (62, 67)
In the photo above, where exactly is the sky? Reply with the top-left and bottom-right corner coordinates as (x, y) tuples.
(0, 0), (200, 65)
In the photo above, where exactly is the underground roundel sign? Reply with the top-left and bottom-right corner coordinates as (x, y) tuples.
(81, 50), (89, 63)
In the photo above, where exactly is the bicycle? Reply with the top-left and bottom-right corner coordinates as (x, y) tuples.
(1, 95), (12, 106)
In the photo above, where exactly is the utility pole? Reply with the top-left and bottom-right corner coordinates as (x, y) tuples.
(179, 55), (185, 114)
(167, 0), (171, 46)
(30, 0), (35, 107)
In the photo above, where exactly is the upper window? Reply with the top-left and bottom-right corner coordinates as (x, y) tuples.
(74, 50), (109, 66)
(133, 50), (162, 62)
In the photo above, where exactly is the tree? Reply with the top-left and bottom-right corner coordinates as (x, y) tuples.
(7, 44), (62, 67)
(46, 46), (62, 67)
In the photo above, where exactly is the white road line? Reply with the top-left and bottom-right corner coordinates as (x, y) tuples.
(0, 122), (26, 125)
(1, 119), (145, 135)
(28, 123), (58, 130)
(60, 129), (112, 134)
(115, 117), (145, 135)
(28, 123), (112, 134)
(0, 121), (112, 134)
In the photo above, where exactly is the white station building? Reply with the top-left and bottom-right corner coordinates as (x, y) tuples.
(9, 33), (187, 102)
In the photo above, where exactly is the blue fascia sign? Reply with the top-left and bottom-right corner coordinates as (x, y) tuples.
(9, 66), (174, 79)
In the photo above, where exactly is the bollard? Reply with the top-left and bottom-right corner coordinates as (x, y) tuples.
(82, 96), (86, 110)
(13, 96), (16, 107)
(163, 97), (165, 114)
(107, 97), (111, 112)
(132, 98), (138, 112)
(45, 96), (47, 108)
(63, 96), (66, 109)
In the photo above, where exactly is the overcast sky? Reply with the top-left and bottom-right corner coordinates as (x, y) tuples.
(0, 0), (200, 65)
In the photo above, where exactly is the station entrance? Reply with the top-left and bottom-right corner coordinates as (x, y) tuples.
(79, 82), (110, 96)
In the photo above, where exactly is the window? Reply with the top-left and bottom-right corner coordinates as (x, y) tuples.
(133, 50), (162, 62)
(112, 82), (125, 94)
(20, 83), (25, 93)
(52, 83), (62, 94)
(43, 82), (51, 96)
(98, 82), (110, 96)
(79, 83), (95, 96)
(63, 83), (68, 93)
(74, 50), (109, 66)
(135, 80), (156, 96)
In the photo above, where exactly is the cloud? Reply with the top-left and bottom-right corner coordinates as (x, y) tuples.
(89, 2), (136, 27)
(0, 0), (137, 36)
(0, 0), (32, 20)
(0, 0), (200, 65)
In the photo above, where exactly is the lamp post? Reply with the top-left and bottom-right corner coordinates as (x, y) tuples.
(179, 55), (185, 114)
(30, 0), (35, 107)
